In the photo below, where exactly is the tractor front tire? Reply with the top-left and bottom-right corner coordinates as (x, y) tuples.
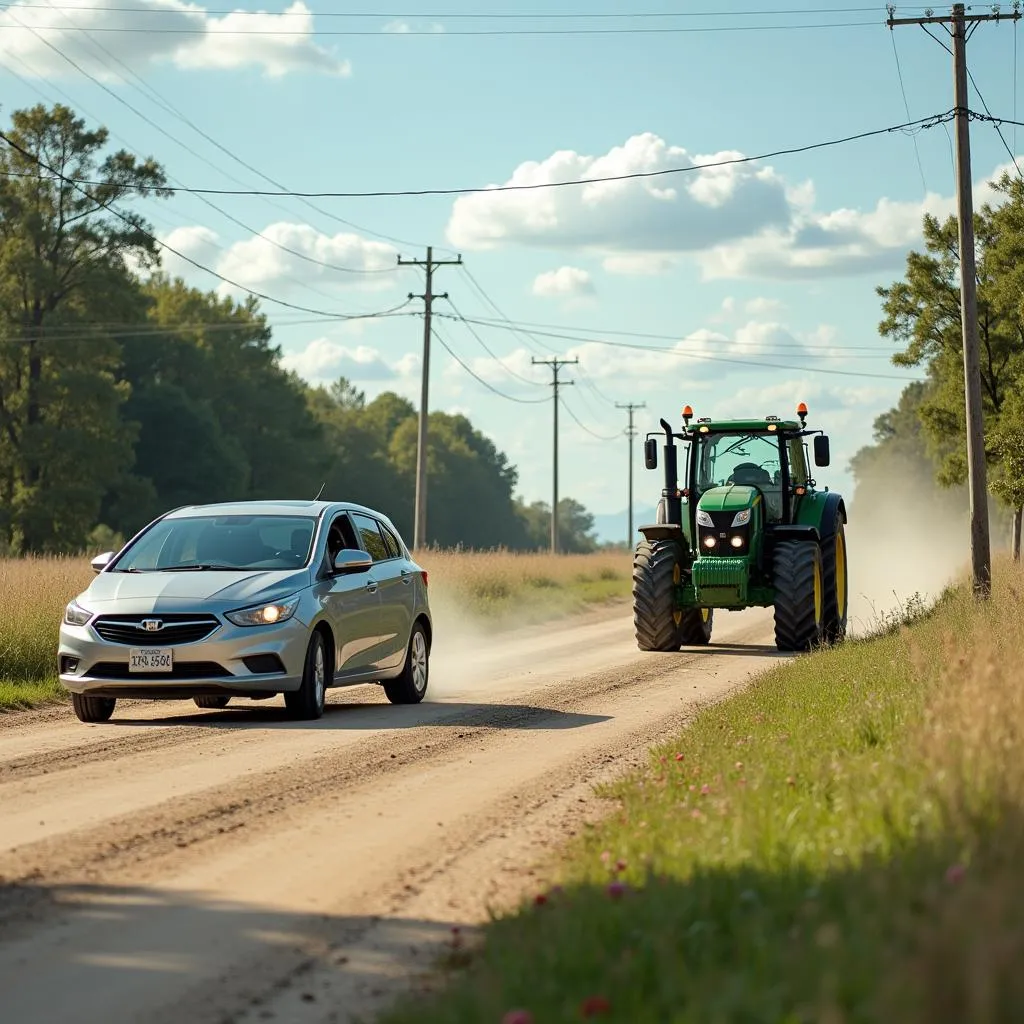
(821, 513), (848, 644)
(773, 540), (825, 652)
(678, 607), (713, 645)
(633, 539), (686, 652)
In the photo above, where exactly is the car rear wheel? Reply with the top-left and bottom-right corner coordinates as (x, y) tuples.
(71, 692), (116, 724)
(194, 695), (231, 710)
(285, 632), (327, 720)
(384, 623), (429, 705)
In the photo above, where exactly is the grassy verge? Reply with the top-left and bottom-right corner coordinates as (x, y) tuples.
(0, 550), (630, 712)
(381, 562), (1024, 1024)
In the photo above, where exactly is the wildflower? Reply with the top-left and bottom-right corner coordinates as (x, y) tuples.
(502, 1011), (534, 1024)
(700, 784), (711, 795)
(600, 850), (611, 863)
(534, 893), (548, 906)
(945, 863), (967, 885)
(615, 858), (627, 873)
(674, 752), (685, 761)
(607, 880), (627, 899)
(579, 995), (611, 1017)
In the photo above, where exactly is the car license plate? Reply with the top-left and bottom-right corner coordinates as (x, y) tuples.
(129, 648), (173, 673)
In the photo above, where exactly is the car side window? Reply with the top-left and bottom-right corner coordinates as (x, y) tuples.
(325, 513), (360, 566)
(379, 523), (401, 559)
(351, 513), (389, 562)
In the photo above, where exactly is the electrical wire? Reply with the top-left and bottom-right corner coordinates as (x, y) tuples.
(457, 265), (558, 357)
(432, 314), (924, 381)
(0, 125), (418, 320)
(0, 111), (955, 198)
(558, 394), (621, 442)
(430, 327), (549, 404)
(966, 68), (1022, 175)
(445, 298), (544, 385)
(445, 313), (904, 355)
(889, 27), (929, 194)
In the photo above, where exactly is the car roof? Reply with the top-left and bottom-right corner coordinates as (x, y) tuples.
(164, 500), (394, 522)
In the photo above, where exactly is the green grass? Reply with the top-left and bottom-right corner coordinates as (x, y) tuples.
(0, 551), (632, 712)
(381, 565), (1024, 1024)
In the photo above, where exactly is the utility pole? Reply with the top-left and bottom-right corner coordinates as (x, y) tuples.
(397, 246), (462, 551)
(886, 3), (1020, 599)
(616, 401), (646, 548)
(532, 356), (578, 554)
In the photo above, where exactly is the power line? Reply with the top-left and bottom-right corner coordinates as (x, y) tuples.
(888, 20), (929, 194)
(559, 396), (620, 442)
(0, 111), (955, 198)
(965, 63), (1022, 175)
(0, 125), (416, 321)
(431, 327), (547, 405)
(446, 298), (543, 385)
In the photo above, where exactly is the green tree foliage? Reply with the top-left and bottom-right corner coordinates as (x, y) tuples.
(0, 104), (167, 551)
(873, 173), (1024, 547)
(0, 103), (599, 555)
(517, 497), (598, 553)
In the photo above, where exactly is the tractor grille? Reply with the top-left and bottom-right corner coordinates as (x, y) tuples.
(92, 613), (221, 646)
(693, 557), (749, 606)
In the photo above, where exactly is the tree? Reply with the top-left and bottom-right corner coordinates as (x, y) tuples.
(876, 175), (1024, 542)
(0, 104), (168, 551)
(516, 497), (598, 553)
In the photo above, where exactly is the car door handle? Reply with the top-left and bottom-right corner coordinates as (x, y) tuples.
(365, 579), (378, 594)
(400, 569), (412, 585)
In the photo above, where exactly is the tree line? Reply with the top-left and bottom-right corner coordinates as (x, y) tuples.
(0, 103), (599, 555)
(852, 172), (1024, 557)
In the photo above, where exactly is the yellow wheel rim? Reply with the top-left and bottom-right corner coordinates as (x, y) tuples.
(672, 562), (682, 626)
(701, 608), (710, 622)
(813, 557), (822, 625)
(835, 531), (847, 618)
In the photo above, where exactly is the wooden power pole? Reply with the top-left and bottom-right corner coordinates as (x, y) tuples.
(397, 246), (462, 550)
(886, 2), (1021, 599)
(532, 356), (578, 554)
(616, 401), (646, 548)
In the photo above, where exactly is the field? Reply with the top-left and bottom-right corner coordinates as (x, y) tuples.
(0, 549), (630, 711)
(381, 559), (1024, 1024)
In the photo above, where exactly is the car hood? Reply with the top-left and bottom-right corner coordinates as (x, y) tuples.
(79, 568), (310, 612)
(697, 484), (759, 513)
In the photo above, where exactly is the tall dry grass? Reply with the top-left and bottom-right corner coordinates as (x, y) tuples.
(0, 549), (630, 706)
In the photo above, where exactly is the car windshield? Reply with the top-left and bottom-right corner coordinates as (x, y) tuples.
(112, 515), (318, 573)
(696, 433), (783, 515)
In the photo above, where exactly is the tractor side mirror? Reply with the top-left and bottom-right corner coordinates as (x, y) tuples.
(813, 434), (830, 467)
(644, 438), (658, 470)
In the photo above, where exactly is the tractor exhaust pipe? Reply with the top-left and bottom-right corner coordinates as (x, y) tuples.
(659, 417), (682, 527)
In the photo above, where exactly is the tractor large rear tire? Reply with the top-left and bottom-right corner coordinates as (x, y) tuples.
(821, 513), (848, 644)
(633, 539), (686, 651)
(773, 540), (824, 652)
(678, 607), (713, 645)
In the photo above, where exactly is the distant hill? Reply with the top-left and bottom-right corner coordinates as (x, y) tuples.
(591, 505), (659, 545)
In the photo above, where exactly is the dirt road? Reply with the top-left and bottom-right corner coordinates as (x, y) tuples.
(0, 602), (783, 1024)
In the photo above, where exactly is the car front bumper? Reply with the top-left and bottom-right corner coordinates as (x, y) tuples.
(58, 614), (311, 698)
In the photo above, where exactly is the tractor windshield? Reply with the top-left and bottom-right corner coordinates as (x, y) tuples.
(695, 433), (784, 520)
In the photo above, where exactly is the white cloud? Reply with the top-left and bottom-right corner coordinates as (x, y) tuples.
(531, 265), (595, 300)
(444, 127), (1021, 281)
(154, 222), (400, 298)
(281, 337), (418, 384)
(746, 296), (784, 315)
(447, 132), (790, 255)
(0, 0), (349, 79)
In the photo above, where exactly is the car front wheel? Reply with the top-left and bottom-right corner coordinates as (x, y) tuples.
(71, 692), (116, 724)
(384, 623), (429, 705)
(285, 632), (327, 720)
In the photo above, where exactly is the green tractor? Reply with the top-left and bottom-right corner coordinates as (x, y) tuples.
(633, 402), (848, 653)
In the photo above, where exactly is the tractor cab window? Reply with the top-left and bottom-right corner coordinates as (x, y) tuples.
(696, 433), (784, 522)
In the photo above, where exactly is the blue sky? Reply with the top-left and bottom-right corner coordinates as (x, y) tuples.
(2, 1), (1021, 521)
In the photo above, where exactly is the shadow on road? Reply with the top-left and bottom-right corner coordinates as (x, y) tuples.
(109, 700), (612, 733)
(0, 879), (461, 1024)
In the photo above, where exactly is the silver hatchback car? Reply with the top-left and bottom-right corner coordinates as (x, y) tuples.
(58, 500), (432, 724)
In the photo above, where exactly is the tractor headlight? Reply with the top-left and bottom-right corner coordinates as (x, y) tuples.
(731, 508), (752, 527)
(703, 535), (717, 549)
(730, 535), (744, 548)
(696, 509), (714, 528)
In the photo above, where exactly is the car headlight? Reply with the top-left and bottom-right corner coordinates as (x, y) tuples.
(64, 600), (93, 627)
(225, 595), (300, 627)
(731, 508), (752, 527)
(696, 509), (714, 527)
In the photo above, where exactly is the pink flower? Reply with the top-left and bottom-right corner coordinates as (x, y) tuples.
(606, 880), (627, 899)
(615, 859), (627, 873)
(700, 783), (711, 795)
(675, 753), (685, 761)
(600, 850), (611, 863)
(502, 1011), (534, 1024)
(945, 863), (967, 885)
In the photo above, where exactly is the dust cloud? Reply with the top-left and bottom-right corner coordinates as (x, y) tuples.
(421, 591), (501, 699)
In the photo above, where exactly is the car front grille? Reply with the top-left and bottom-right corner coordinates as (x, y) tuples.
(92, 613), (221, 646)
(86, 661), (231, 680)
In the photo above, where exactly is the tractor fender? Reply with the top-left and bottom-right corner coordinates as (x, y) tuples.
(638, 522), (686, 545)
(796, 491), (847, 542)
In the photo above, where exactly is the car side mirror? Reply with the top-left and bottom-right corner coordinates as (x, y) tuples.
(644, 438), (658, 470)
(813, 434), (830, 467)
(333, 549), (372, 574)
(91, 551), (114, 574)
